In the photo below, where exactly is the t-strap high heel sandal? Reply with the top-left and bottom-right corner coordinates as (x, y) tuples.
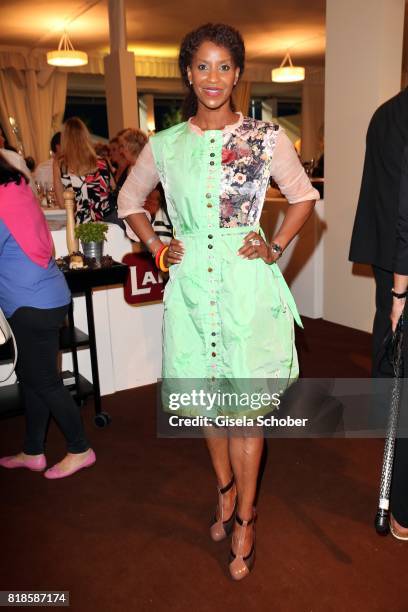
(229, 511), (256, 580)
(210, 476), (237, 542)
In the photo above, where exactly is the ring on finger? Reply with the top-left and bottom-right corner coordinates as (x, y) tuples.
(249, 238), (261, 246)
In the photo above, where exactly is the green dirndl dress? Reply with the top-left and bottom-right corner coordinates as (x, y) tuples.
(150, 116), (303, 418)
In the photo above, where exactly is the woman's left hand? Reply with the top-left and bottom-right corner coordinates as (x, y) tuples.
(238, 231), (278, 265)
(391, 297), (406, 332)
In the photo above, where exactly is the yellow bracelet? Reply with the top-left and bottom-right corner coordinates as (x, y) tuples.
(159, 246), (169, 272)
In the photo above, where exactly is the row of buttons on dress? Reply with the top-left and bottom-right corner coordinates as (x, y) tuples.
(206, 135), (220, 379)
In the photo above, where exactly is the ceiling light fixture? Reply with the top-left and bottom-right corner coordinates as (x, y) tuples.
(272, 52), (305, 83)
(47, 31), (88, 67)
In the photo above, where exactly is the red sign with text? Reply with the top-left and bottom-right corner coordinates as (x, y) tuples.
(122, 252), (165, 305)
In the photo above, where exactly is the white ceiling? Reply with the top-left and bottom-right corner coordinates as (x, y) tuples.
(0, 0), (326, 65)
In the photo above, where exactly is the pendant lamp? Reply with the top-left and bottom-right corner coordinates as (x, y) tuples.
(47, 31), (88, 68)
(272, 52), (305, 83)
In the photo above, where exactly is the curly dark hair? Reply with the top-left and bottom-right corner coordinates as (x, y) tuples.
(178, 23), (245, 120)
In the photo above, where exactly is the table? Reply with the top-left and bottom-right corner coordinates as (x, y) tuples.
(63, 263), (128, 427)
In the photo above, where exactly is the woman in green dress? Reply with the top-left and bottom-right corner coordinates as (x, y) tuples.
(118, 23), (319, 581)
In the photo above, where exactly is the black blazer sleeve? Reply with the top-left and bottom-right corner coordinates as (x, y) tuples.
(393, 144), (408, 274)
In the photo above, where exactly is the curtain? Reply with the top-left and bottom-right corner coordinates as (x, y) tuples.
(301, 67), (325, 162)
(0, 68), (28, 150)
(232, 80), (251, 115)
(0, 53), (67, 163)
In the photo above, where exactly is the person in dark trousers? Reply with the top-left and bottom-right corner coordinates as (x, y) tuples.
(0, 153), (95, 479)
(350, 88), (408, 539)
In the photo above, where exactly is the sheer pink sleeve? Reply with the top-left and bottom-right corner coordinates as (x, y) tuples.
(270, 130), (320, 204)
(117, 141), (160, 218)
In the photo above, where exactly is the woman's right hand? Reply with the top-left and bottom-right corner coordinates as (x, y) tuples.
(164, 238), (184, 267)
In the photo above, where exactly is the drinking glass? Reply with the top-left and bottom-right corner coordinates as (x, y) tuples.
(46, 186), (56, 208)
(35, 181), (44, 201)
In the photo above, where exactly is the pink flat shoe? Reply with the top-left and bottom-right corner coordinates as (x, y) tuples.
(44, 449), (96, 480)
(0, 454), (47, 472)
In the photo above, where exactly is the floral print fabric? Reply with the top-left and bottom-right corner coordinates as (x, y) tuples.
(220, 117), (280, 227)
(61, 158), (113, 224)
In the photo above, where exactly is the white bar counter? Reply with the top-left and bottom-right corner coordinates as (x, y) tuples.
(262, 196), (325, 319)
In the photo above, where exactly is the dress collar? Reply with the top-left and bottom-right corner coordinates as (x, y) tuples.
(187, 112), (244, 136)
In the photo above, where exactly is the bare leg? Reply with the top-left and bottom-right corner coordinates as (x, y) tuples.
(203, 426), (236, 520)
(229, 433), (264, 555)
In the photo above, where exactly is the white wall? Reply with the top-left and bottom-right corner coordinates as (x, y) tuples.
(324, 0), (405, 332)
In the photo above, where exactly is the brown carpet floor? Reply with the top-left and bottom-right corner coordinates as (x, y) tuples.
(1, 317), (407, 612)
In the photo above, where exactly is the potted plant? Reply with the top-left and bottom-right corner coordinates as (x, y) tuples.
(74, 222), (108, 263)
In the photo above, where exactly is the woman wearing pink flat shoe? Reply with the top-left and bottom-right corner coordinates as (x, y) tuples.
(0, 153), (95, 479)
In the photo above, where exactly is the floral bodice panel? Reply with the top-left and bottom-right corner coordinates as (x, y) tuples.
(117, 114), (319, 236)
(218, 117), (280, 227)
